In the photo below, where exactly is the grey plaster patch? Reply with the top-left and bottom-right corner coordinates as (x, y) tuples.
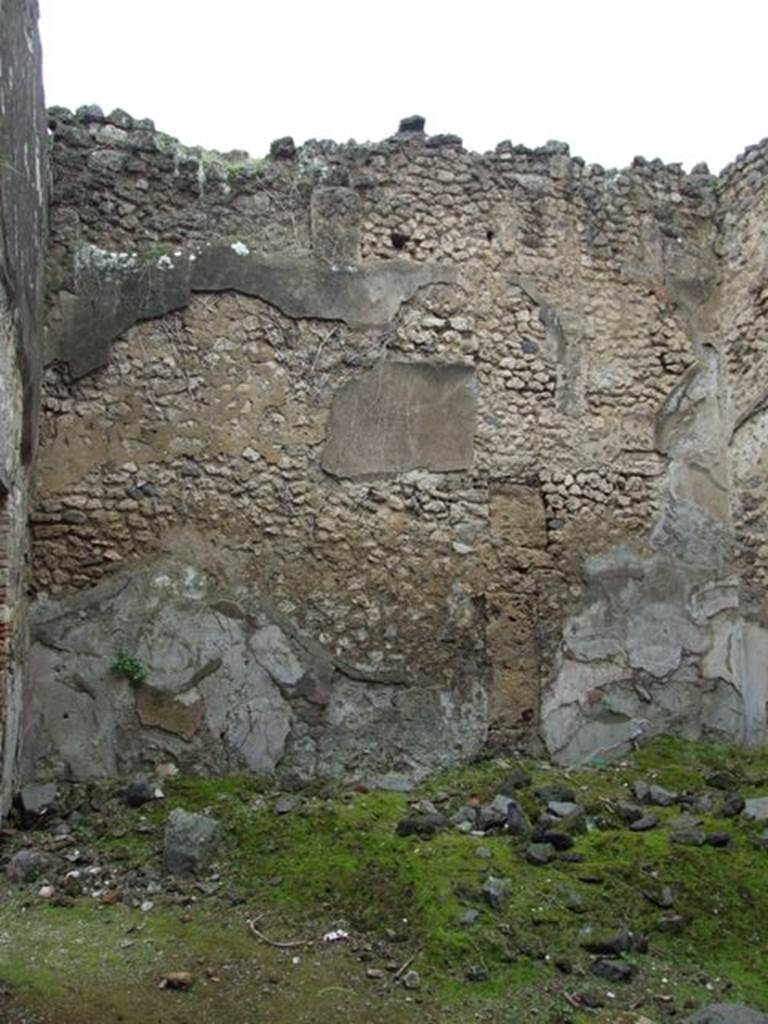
(46, 253), (193, 379)
(688, 578), (740, 624)
(22, 561), (489, 784)
(310, 673), (489, 783)
(219, 693), (292, 774)
(563, 601), (624, 661)
(250, 625), (304, 688)
(542, 545), (758, 765)
(650, 499), (732, 569)
(322, 362), (477, 478)
(46, 244), (457, 378)
(625, 600), (707, 679)
(543, 663), (748, 766)
(542, 338), (764, 766)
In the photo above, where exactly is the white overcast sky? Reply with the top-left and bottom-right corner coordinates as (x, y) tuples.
(39, 0), (767, 173)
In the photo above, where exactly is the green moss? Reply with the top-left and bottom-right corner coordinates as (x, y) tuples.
(633, 733), (768, 785)
(3, 736), (768, 1022)
(155, 130), (178, 151)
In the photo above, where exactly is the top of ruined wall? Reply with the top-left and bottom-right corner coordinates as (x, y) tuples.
(718, 136), (768, 216)
(45, 106), (731, 388)
(42, 102), (768, 400)
(46, 105), (721, 270)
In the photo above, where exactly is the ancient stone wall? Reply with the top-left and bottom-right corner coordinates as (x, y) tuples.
(718, 145), (768, 613)
(24, 108), (768, 785)
(0, 0), (47, 813)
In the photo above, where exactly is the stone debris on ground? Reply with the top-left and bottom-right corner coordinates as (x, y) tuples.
(124, 779), (163, 807)
(1, 750), (767, 1021)
(6, 848), (52, 884)
(162, 808), (220, 878)
(18, 783), (57, 826)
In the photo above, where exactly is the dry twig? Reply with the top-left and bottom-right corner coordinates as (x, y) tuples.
(393, 953), (417, 980)
(246, 916), (311, 950)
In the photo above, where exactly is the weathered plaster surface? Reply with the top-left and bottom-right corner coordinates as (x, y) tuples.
(47, 245), (456, 378)
(0, 0), (47, 812)
(20, 108), (768, 783)
(24, 563), (488, 784)
(322, 362), (477, 477)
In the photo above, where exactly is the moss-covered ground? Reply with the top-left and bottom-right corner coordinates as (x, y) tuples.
(1, 736), (767, 1023)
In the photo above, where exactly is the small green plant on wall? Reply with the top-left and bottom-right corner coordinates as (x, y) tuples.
(111, 649), (148, 685)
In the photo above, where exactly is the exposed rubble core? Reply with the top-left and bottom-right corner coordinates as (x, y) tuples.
(1, 14), (767, 793)
(3, 11), (768, 1021)
(19, 106), (766, 781)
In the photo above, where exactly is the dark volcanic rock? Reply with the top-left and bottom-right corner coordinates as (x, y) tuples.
(580, 929), (631, 956)
(526, 842), (555, 866)
(125, 779), (155, 807)
(648, 783), (677, 806)
(629, 814), (659, 832)
(270, 136), (296, 160)
(547, 800), (582, 818)
(565, 892), (587, 914)
(537, 830), (574, 851)
(721, 793), (746, 818)
(482, 875), (511, 910)
(537, 806), (586, 837)
(656, 913), (687, 934)
(590, 957), (636, 982)
(499, 768), (532, 791)
(505, 799), (530, 838)
(705, 769), (738, 791)
(535, 783), (576, 803)
(615, 800), (644, 823)
(6, 848), (52, 884)
(671, 828), (707, 846)
(476, 793), (530, 837)
(671, 814), (703, 830)
(396, 813), (447, 837)
(398, 115), (426, 134)
(477, 793), (516, 830)
(632, 780), (651, 802)
(580, 990), (605, 1008)
(449, 805), (477, 827)
(643, 885), (675, 909)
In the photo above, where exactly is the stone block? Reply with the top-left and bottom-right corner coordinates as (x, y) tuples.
(322, 362), (477, 478)
(163, 808), (219, 877)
